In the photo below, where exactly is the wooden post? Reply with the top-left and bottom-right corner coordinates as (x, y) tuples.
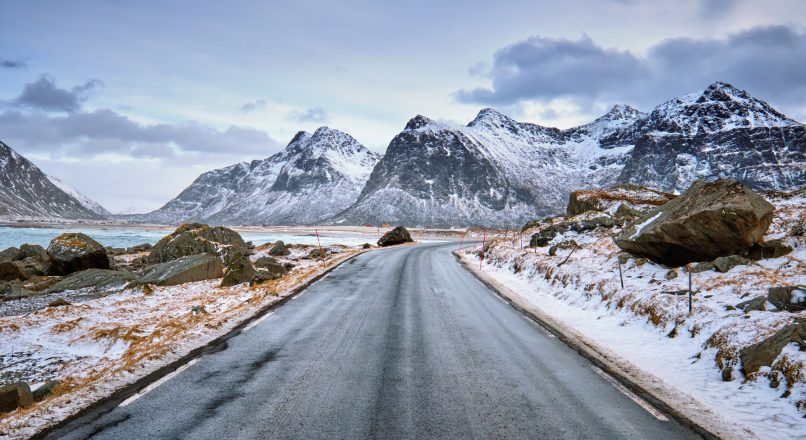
(458, 230), (466, 251)
(618, 258), (624, 289)
(315, 228), (325, 267)
(480, 231), (486, 270)
(688, 267), (693, 316)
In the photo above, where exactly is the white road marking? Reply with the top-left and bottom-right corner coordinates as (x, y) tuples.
(591, 366), (668, 421)
(243, 312), (274, 333)
(119, 358), (199, 407)
(525, 316), (556, 338)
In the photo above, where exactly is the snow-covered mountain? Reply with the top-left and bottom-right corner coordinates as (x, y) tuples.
(136, 127), (381, 225)
(47, 175), (111, 217)
(0, 140), (107, 220)
(330, 107), (642, 228)
(617, 81), (805, 192)
(333, 81), (804, 228)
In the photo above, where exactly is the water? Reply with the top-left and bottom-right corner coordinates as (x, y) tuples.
(0, 226), (378, 250)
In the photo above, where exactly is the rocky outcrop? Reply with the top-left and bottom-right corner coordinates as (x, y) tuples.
(747, 239), (793, 260)
(46, 269), (137, 294)
(615, 180), (774, 266)
(0, 260), (26, 281)
(46, 233), (110, 276)
(138, 254), (223, 286)
(530, 216), (618, 247)
(221, 253), (256, 287)
(767, 286), (806, 312)
(147, 223), (247, 265)
(740, 320), (806, 374)
(566, 185), (675, 216)
(0, 382), (34, 413)
(254, 256), (288, 276)
(377, 226), (413, 247)
(267, 241), (290, 256)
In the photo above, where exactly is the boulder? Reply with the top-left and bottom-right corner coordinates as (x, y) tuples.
(767, 286), (806, 312)
(740, 320), (806, 374)
(46, 269), (138, 294)
(665, 270), (678, 280)
(18, 244), (47, 261)
(377, 226), (413, 247)
(566, 186), (676, 216)
(0, 382), (34, 413)
(548, 240), (580, 256)
(689, 262), (715, 273)
(362, 243), (371, 249)
(735, 296), (773, 313)
(712, 255), (751, 273)
(220, 252), (258, 287)
(747, 239), (793, 260)
(16, 257), (46, 278)
(46, 233), (110, 276)
(32, 380), (60, 401)
(0, 260), (26, 281)
(530, 226), (559, 247)
(0, 281), (34, 299)
(615, 180), (774, 266)
(0, 247), (22, 261)
(47, 298), (71, 308)
(138, 254), (223, 286)
(267, 241), (290, 256)
(530, 216), (617, 247)
(147, 223), (247, 265)
(254, 256), (287, 276)
(307, 248), (327, 259)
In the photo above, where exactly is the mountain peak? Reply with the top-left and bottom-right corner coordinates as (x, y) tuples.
(467, 108), (516, 128)
(289, 131), (311, 145)
(603, 104), (643, 121)
(405, 115), (435, 131)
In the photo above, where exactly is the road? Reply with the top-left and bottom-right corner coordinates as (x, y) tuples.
(49, 242), (700, 439)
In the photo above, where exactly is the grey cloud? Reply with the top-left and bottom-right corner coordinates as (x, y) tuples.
(287, 107), (329, 123)
(456, 25), (806, 118)
(12, 75), (103, 113)
(1, 58), (26, 69)
(699, 0), (739, 18)
(0, 108), (282, 160)
(240, 99), (266, 114)
(455, 35), (646, 106)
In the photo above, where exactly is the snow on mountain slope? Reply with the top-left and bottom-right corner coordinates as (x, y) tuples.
(331, 107), (643, 228)
(618, 82), (806, 192)
(136, 127), (380, 226)
(0, 140), (106, 220)
(46, 175), (111, 217)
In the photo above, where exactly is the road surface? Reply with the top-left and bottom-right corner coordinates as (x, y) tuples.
(49, 242), (700, 439)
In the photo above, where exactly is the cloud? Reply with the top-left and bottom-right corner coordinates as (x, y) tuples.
(456, 35), (646, 107)
(11, 75), (103, 113)
(287, 107), (329, 123)
(240, 99), (266, 114)
(699, 0), (739, 18)
(456, 25), (806, 118)
(1, 58), (26, 69)
(0, 107), (282, 160)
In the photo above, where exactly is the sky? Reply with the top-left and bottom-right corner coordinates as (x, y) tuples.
(1, 0), (805, 212)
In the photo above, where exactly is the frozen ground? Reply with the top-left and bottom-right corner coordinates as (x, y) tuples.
(460, 194), (806, 440)
(0, 245), (364, 439)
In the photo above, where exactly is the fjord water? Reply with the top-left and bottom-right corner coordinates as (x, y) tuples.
(0, 226), (375, 250)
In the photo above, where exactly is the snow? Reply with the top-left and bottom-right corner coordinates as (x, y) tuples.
(46, 176), (110, 217)
(462, 192), (806, 439)
(0, 245), (366, 439)
(630, 211), (662, 239)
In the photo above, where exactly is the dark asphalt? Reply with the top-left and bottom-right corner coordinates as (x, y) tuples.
(48, 242), (700, 440)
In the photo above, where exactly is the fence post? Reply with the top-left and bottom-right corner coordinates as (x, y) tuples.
(688, 266), (693, 316)
(618, 258), (624, 289)
(315, 228), (325, 267)
(480, 231), (486, 270)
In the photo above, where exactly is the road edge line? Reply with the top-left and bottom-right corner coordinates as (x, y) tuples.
(32, 249), (370, 440)
(453, 251), (743, 440)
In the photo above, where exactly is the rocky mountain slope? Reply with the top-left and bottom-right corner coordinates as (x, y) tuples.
(333, 82), (804, 228)
(46, 176), (111, 217)
(136, 127), (380, 225)
(0, 140), (106, 220)
(618, 82), (805, 192)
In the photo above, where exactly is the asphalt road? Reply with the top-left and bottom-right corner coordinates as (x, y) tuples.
(49, 242), (700, 440)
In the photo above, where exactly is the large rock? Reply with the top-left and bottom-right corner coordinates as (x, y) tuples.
(46, 233), (110, 276)
(615, 180), (774, 266)
(378, 226), (414, 247)
(0, 382), (34, 413)
(46, 269), (137, 294)
(747, 239), (793, 260)
(566, 185), (676, 216)
(147, 223), (247, 265)
(267, 241), (290, 257)
(18, 244), (47, 261)
(220, 253), (258, 287)
(254, 256), (288, 276)
(530, 216), (617, 247)
(138, 254), (223, 286)
(0, 260), (26, 281)
(767, 286), (806, 312)
(740, 320), (806, 374)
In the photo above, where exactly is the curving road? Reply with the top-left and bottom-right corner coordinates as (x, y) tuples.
(49, 242), (700, 440)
